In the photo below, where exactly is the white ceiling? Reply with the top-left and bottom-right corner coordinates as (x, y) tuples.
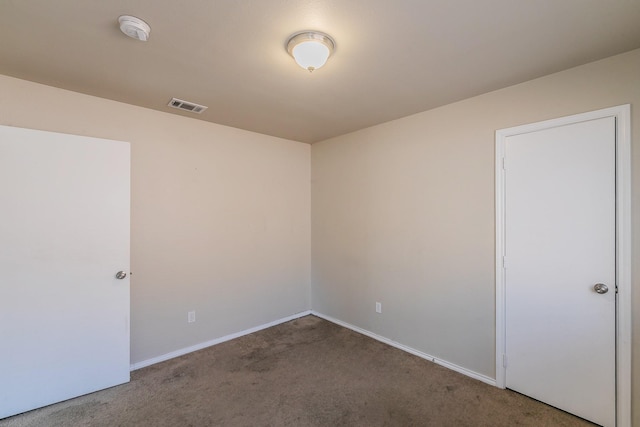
(1, 1), (639, 143)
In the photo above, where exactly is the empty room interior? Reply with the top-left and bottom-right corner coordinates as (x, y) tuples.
(0, 1), (639, 426)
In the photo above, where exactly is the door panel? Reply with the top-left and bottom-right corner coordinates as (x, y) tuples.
(0, 125), (130, 418)
(504, 117), (615, 426)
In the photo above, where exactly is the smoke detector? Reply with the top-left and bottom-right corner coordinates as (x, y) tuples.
(118, 15), (151, 41)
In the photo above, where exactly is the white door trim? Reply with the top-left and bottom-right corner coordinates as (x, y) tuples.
(495, 105), (631, 427)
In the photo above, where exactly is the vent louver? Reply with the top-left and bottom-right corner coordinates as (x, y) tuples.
(168, 98), (208, 114)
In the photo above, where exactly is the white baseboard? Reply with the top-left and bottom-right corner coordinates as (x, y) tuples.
(130, 310), (313, 371)
(311, 311), (496, 387)
(131, 309), (496, 388)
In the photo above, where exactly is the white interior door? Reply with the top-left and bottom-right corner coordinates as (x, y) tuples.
(503, 117), (616, 426)
(0, 125), (130, 419)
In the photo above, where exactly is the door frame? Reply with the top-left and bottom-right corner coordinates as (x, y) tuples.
(495, 105), (631, 426)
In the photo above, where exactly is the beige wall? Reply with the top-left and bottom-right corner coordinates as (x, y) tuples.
(0, 75), (311, 364)
(311, 49), (639, 423)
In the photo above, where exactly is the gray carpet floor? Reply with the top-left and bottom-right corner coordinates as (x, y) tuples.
(1, 315), (593, 426)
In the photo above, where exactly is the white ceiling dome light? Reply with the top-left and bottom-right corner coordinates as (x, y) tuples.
(118, 15), (151, 42)
(286, 31), (335, 72)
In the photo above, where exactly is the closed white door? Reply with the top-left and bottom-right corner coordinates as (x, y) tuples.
(0, 125), (130, 419)
(504, 117), (616, 426)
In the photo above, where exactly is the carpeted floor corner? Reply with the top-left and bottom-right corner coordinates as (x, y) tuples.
(0, 315), (593, 426)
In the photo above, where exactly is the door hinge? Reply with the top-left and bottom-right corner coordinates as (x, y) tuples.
(502, 157), (506, 170)
(503, 354), (508, 368)
(502, 256), (506, 269)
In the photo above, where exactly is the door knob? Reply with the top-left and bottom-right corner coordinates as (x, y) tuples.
(115, 271), (127, 280)
(593, 283), (608, 294)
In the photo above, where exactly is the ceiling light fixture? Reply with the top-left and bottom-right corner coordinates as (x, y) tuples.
(286, 31), (335, 72)
(118, 15), (151, 42)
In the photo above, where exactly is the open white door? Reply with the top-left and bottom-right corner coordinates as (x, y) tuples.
(0, 125), (130, 418)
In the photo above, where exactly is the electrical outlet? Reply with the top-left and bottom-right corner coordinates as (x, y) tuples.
(188, 311), (196, 323)
(375, 302), (382, 314)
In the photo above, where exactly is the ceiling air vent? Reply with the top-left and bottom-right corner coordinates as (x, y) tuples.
(168, 98), (208, 114)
